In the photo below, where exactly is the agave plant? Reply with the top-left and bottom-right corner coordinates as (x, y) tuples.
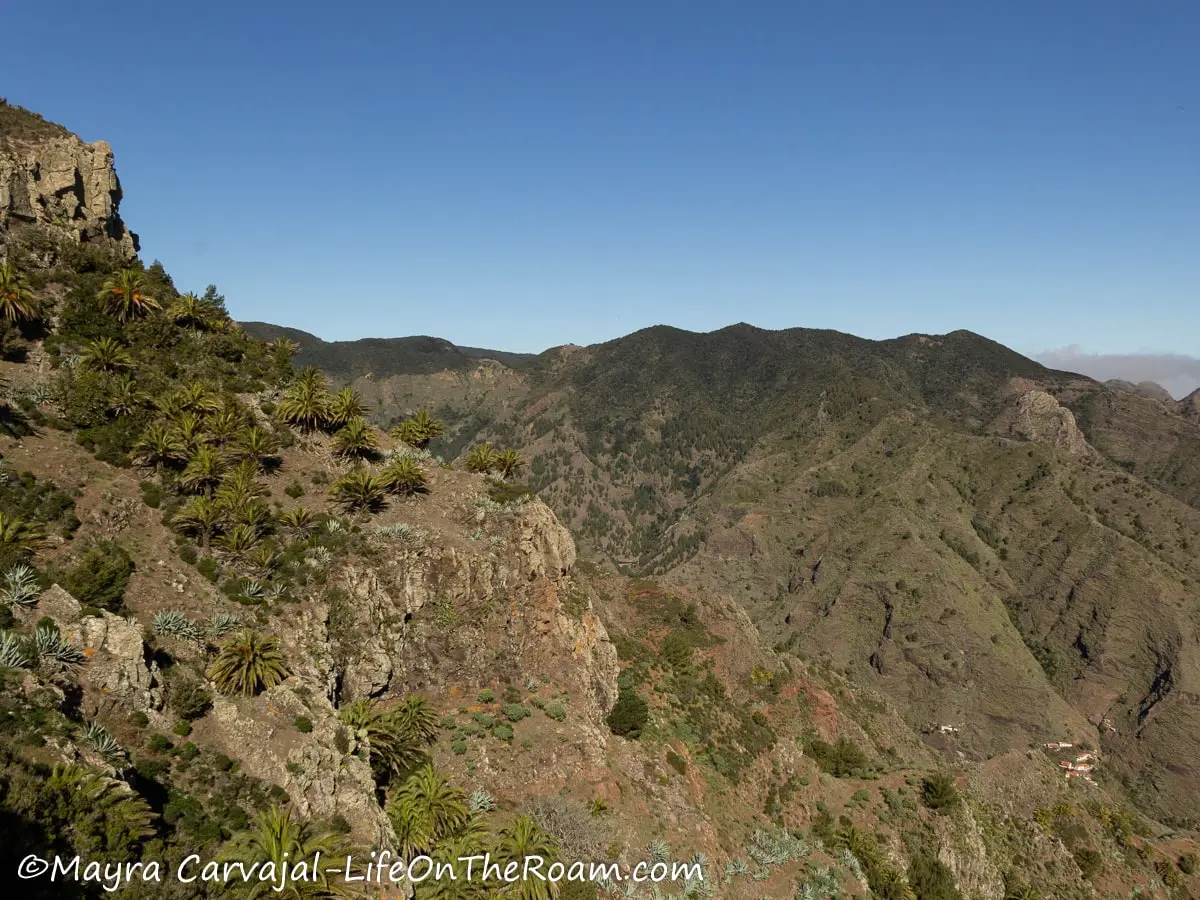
(463, 442), (500, 474)
(207, 613), (241, 638)
(1, 564), (40, 608)
(35, 625), (85, 673)
(23, 382), (58, 407)
(468, 788), (496, 814)
(153, 611), (204, 642)
(239, 580), (266, 601)
(374, 523), (417, 542)
(84, 721), (124, 760)
(324, 518), (345, 535)
(305, 546), (333, 568)
(0, 631), (33, 669)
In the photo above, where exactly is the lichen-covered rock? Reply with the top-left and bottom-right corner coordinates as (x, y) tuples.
(72, 611), (161, 711)
(1012, 390), (1094, 456)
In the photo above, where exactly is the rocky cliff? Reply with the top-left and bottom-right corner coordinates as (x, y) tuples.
(1, 100), (138, 260)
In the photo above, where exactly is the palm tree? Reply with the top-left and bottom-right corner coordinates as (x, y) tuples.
(108, 374), (144, 416)
(209, 630), (289, 696)
(179, 445), (226, 495)
(381, 458), (428, 495)
(231, 500), (273, 535)
(80, 337), (134, 372)
(280, 506), (314, 537)
(386, 765), (470, 857)
(874, 868), (918, 900)
(493, 448), (525, 480)
(494, 814), (560, 900)
(133, 422), (184, 471)
(218, 523), (261, 561)
(395, 695), (439, 744)
(220, 805), (344, 899)
(231, 425), (279, 469)
(175, 382), (223, 415)
(464, 443), (500, 474)
(172, 496), (225, 550)
(0, 513), (46, 559)
(170, 412), (207, 455)
(417, 831), (493, 900)
(332, 418), (380, 460)
(391, 409), (444, 449)
(327, 387), (368, 428)
(338, 698), (428, 780)
(276, 370), (331, 432)
(215, 460), (269, 508)
(168, 292), (211, 330)
(45, 764), (156, 847)
(97, 269), (161, 322)
(204, 407), (245, 445)
(329, 470), (387, 513)
(0, 263), (39, 323)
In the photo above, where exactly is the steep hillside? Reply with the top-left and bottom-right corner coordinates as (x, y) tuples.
(2, 103), (1198, 900)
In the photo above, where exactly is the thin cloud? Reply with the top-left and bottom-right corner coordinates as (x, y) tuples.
(1035, 346), (1200, 400)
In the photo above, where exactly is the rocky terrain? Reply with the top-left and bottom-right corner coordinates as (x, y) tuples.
(1, 98), (1199, 900)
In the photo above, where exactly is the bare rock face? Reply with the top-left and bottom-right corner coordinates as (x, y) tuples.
(72, 611), (161, 711)
(206, 688), (394, 848)
(1, 103), (139, 259)
(335, 498), (617, 724)
(1011, 390), (1093, 456)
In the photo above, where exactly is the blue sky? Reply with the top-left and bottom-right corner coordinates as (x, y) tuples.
(5, 1), (1198, 372)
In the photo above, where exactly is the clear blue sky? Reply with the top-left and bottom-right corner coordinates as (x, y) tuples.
(6, 1), (1198, 358)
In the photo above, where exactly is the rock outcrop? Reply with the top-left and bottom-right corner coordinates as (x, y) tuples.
(333, 499), (618, 726)
(1011, 390), (1094, 456)
(72, 611), (162, 712)
(1, 101), (138, 259)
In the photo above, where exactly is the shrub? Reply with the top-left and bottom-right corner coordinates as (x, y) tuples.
(907, 851), (963, 900)
(148, 733), (172, 752)
(284, 480), (305, 498)
(139, 481), (164, 509)
(921, 773), (960, 813)
(177, 543), (198, 565)
(477, 688), (494, 703)
(57, 540), (135, 612)
(294, 716), (313, 733)
(173, 720), (192, 737)
(543, 701), (567, 721)
(167, 669), (213, 721)
(493, 724), (514, 741)
(452, 740), (467, 755)
(805, 736), (869, 778)
(196, 556), (219, 581)
(606, 687), (648, 739)
(128, 711), (149, 728)
(503, 703), (530, 723)
(1074, 847), (1102, 880)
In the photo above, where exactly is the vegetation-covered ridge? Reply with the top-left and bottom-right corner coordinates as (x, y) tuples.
(0, 104), (1197, 899)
